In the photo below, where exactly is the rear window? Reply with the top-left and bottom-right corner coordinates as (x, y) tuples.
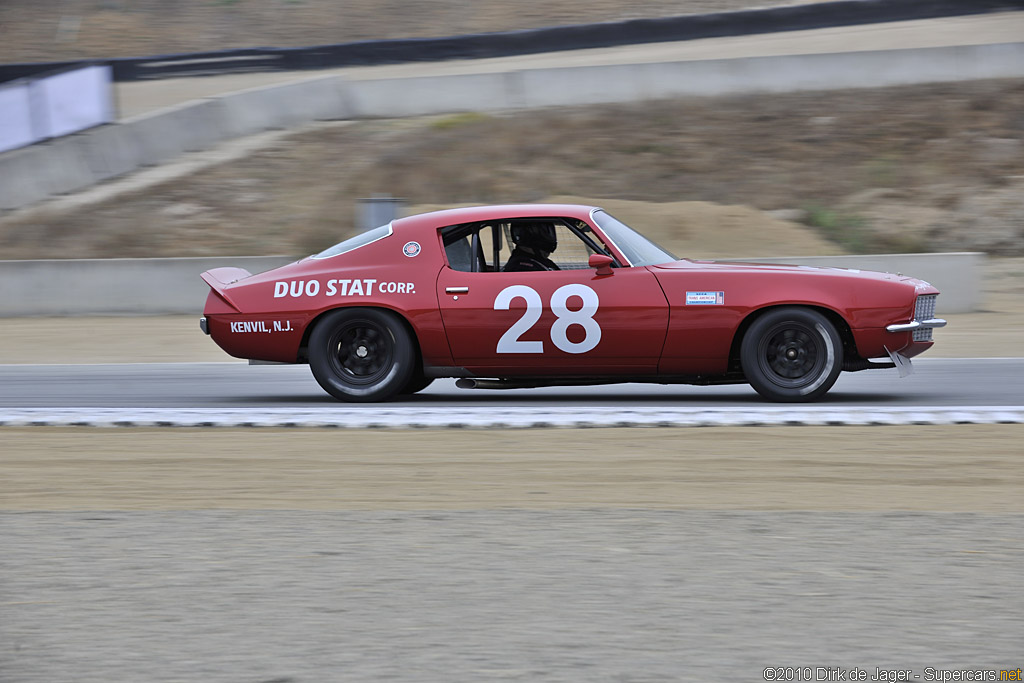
(312, 224), (392, 259)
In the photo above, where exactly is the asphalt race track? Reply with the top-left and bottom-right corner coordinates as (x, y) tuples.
(1, 358), (1021, 410)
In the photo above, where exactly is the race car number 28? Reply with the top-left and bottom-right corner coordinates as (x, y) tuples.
(494, 284), (600, 354)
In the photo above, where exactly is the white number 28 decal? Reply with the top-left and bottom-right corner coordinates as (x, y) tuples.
(494, 284), (601, 354)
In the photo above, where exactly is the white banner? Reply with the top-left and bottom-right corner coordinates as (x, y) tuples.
(0, 80), (35, 153)
(29, 64), (114, 139)
(0, 64), (114, 153)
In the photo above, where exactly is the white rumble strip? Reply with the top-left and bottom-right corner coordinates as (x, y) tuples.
(0, 407), (1022, 428)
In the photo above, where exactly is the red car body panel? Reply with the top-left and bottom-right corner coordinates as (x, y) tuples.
(648, 259), (935, 373)
(436, 266), (669, 374)
(201, 204), (939, 378)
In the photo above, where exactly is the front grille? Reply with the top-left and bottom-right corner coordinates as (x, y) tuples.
(913, 294), (938, 342)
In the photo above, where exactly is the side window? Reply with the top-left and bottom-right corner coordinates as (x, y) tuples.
(444, 235), (475, 272)
(442, 223), (498, 273)
(478, 225), (498, 271)
(549, 222), (600, 270)
(442, 218), (614, 273)
(502, 218), (612, 272)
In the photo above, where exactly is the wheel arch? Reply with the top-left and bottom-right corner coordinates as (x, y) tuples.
(727, 304), (858, 373)
(298, 304), (424, 370)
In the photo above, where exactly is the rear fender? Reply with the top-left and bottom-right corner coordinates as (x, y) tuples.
(298, 304), (426, 367)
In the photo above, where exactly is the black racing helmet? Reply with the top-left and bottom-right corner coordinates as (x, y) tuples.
(511, 221), (557, 253)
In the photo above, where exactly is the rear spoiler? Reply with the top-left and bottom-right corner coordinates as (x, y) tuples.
(200, 267), (252, 312)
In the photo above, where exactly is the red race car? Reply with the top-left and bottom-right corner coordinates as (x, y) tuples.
(199, 204), (945, 402)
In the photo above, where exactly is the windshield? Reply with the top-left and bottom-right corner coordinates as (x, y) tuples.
(312, 224), (392, 259)
(591, 210), (677, 266)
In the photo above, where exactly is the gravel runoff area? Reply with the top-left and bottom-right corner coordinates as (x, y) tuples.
(2, 510), (1022, 683)
(1, 425), (1023, 683)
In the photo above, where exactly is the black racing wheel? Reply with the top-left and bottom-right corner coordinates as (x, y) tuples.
(741, 307), (843, 402)
(309, 308), (415, 402)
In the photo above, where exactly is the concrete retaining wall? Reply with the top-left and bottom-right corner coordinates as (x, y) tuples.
(0, 77), (354, 211)
(3, 42), (1024, 211)
(0, 256), (295, 317)
(516, 42), (1024, 105)
(0, 253), (983, 316)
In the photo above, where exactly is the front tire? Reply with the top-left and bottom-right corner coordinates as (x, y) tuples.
(309, 308), (415, 402)
(741, 307), (843, 402)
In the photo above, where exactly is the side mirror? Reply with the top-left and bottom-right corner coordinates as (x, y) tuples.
(589, 253), (614, 276)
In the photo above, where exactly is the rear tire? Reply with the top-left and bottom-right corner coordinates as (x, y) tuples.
(309, 308), (415, 402)
(741, 307), (843, 402)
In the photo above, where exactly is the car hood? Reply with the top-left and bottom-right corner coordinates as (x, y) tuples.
(652, 259), (931, 287)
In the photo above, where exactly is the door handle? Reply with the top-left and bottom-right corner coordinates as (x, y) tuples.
(446, 287), (469, 295)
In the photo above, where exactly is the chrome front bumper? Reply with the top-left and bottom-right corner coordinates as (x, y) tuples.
(885, 318), (947, 333)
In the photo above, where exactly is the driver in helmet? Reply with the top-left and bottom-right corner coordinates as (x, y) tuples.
(503, 221), (560, 272)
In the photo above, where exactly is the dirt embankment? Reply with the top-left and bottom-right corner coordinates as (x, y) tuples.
(0, 0), (819, 62)
(2, 79), (1022, 260)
